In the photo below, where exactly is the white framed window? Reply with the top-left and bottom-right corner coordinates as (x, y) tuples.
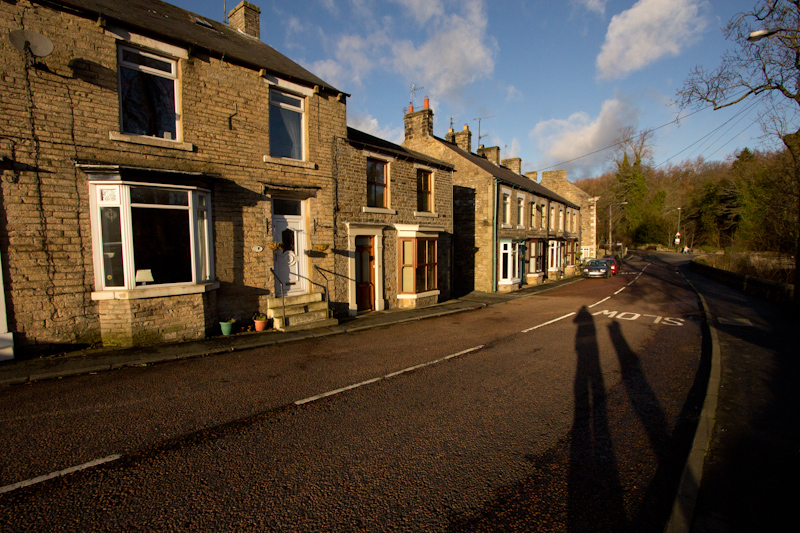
(502, 193), (511, 226)
(90, 182), (213, 291)
(270, 88), (305, 160)
(516, 196), (524, 228)
(117, 45), (180, 141)
(500, 240), (520, 283)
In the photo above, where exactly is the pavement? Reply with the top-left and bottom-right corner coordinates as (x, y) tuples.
(2, 257), (797, 532)
(0, 276), (583, 387)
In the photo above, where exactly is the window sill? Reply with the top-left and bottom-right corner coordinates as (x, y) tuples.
(262, 155), (317, 170)
(92, 281), (220, 301)
(498, 279), (521, 286)
(397, 289), (440, 300)
(517, 225), (526, 230)
(362, 206), (397, 215)
(501, 223), (512, 229)
(110, 132), (194, 151)
(414, 211), (439, 218)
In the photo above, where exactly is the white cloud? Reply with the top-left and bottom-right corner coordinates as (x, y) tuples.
(506, 85), (523, 102)
(596, 0), (708, 80)
(391, 0), (445, 25)
(391, 0), (495, 97)
(572, 0), (607, 15)
(310, 31), (390, 90)
(530, 98), (639, 178)
(347, 113), (405, 145)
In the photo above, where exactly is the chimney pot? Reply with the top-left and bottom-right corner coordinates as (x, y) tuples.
(424, 98), (429, 109)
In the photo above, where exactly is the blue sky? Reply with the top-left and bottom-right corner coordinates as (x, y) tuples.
(169, 0), (774, 180)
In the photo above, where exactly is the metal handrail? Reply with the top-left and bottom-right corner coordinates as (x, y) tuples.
(314, 265), (332, 318)
(269, 268), (286, 326)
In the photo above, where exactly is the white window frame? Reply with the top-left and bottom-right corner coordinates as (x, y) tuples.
(516, 194), (525, 229)
(499, 240), (520, 285)
(89, 181), (214, 297)
(269, 87), (306, 161)
(116, 44), (181, 142)
(501, 188), (512, 228)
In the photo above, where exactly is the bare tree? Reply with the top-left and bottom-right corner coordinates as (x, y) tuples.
(677, 0), (800, 298)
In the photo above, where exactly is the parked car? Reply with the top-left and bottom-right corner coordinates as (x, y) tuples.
(583, 259), (611, 278)
(602, 257), (618, 275)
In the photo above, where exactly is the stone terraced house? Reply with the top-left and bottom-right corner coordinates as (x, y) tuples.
(402, 102), (582, 295)
(333, 127), (454, 316)
(1, 0), (347, 357)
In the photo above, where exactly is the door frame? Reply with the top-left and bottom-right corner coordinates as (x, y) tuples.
(347, 224), (384, 316)
(271, 198), (308, 297)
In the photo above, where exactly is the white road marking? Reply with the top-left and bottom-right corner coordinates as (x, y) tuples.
(588, 297), (610, 308)
(0, 454), (122, 495)
(522, 312), (576, 333)
(614, 287), (626, 295)
(295, 345), (485, 406)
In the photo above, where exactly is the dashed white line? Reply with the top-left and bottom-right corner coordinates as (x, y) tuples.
(588, 297), (611, 309)
(522, 312), (576, 333)
(614, 287), (626, 295)
(295, 345), (485, 406)
(0, 454), (122, 495)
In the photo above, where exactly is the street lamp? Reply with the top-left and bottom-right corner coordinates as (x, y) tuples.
(609, 201), (627, 253)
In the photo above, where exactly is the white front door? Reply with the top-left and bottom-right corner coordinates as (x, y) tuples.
(272, 199), (307, 297)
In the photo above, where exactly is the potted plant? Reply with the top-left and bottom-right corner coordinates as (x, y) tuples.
(267, 241), (283, 251)
(253, 313), (268, 332)
(220, 318), (236, 336)
(313, 243), (329, 252)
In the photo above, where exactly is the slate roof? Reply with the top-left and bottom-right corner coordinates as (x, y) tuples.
(52, 0), (342, 94)
(432, 136), (579, 209)
(347, 128), (454, 170)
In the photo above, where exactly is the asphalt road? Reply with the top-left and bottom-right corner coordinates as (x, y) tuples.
(0, 255), (706, 532)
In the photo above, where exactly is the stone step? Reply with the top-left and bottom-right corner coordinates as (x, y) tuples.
(266, 292), (322, 309)
(276, 317), (339, 333)
(273, 310), (334, 330)
(266, 300), (328, 319)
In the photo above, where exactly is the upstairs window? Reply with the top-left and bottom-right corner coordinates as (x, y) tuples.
(270, 88), (304, 160)
(502, 194), (511, 225)
(517, 197), (524, 227)
(367, 158), (388, 208)
(530, 202), (536, 228)
(416, 169), (433, 212)
(118, 46), (179, 140)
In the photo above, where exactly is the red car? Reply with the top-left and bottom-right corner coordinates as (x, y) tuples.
(602, 257), (618, 275)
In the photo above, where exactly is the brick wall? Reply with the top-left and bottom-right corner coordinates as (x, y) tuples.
(0, 1), (344, 353)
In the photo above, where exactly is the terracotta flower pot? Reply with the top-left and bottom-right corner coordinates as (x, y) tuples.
(254, 319), (267, 331)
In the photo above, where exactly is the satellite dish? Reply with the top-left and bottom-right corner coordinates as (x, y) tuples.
(9, 29), (54, 58)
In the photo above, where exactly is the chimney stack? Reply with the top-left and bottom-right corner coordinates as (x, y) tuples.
(404, 103), (434, 141)
(445, 124), (472, 153)
(502, 157), (522, 175)
(477, 145), (501, 165)
(541, 170), (568, 183)
(229, 1), (261, 39)
(525, 171), (538, 183)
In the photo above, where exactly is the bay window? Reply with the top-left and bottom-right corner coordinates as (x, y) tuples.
(91, 182), (213, 291)
(500, 240), (520, 283)
(399, 237), (437, 294)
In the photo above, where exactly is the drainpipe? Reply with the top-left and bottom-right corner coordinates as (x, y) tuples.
(544, 198), (551, 280)
(491, 178), (498, 292)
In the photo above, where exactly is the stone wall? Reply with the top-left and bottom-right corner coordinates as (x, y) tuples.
(333, 136), (453, 313)
(0, 1), (344, 353)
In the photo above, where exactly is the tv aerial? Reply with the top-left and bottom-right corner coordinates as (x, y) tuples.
(9, 30), (53, 65)
(473, 115), (494, 143)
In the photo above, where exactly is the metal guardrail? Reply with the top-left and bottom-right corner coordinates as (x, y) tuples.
(269, 268), (286, 327)
(314, 266), (332, 318)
